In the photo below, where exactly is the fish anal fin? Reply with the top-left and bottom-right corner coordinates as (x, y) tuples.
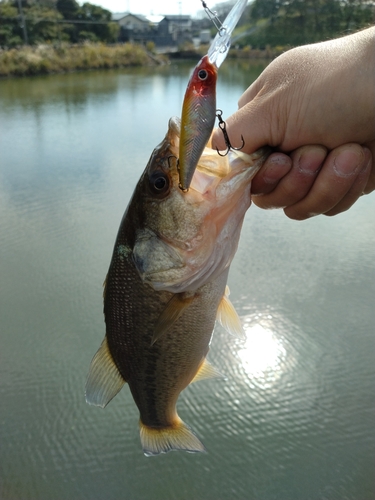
(140, 419), (205, 457)
(191, 358), (224, 383)
(216, 286), (245, 339)
(85, 336), (125, 408)
(151, 293), (196, 345)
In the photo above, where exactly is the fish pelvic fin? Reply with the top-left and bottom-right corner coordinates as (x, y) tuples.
(85, 336), (125, 408)
(151, 293), (196, 345)
(216, 286), (245, 339)
(140, 419), (206, 457)
(191, 358), (224, 383)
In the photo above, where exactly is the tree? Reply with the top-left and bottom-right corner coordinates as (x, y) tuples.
(26, 5), (64, 44)
(251, 0), (281, 25)
(0, 0), (118, 46)
(246, 0), (375, 47)
(0, 2), (23, 46)
(56, 0), (79, 19)
(76, 3), (114, 42)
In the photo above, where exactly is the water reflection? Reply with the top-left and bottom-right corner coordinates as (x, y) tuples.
(238, 316), (287, 388)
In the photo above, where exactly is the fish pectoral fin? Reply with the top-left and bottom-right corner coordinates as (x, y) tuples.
(191, 358), (225, 383)
(140, 418), (205, 457)
(216, 285), (245, 339)
(85, 336), (125, 408)
(151, 293), (196, 345)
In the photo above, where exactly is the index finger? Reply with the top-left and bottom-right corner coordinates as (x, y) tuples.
(211, 97), (274, 155)
(238, 79), (261, 108)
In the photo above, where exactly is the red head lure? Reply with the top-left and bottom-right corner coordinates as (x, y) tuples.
(178, 0), (248, 191)
(178, 55), (218, 191)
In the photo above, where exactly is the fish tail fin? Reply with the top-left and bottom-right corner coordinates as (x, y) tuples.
(139, 419), (206, 457)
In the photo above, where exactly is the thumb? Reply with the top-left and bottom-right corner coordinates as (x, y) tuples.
(211, 97), (276, 155)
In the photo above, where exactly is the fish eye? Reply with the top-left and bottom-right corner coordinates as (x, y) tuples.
(198, 69), (208, 80)
(149, 171), (170, 196)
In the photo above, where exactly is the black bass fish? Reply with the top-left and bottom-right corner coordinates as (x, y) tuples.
(85, 117), (269, 456)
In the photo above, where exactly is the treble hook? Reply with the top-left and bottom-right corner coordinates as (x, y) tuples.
(215, 109), (245, 157)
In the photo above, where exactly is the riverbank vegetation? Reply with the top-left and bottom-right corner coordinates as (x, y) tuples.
(0, 43), (163, 77)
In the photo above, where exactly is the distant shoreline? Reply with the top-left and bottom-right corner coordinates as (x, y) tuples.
(0, 43), (167, 78)
(0, 42), (283, 79)
(168, 46), (284, 61)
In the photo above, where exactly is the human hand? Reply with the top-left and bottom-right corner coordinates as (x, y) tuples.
(211, 27), (375, 219)
(251, 143), (373, 219)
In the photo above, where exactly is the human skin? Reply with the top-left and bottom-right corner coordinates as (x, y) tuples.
(211, 27), (375, 220)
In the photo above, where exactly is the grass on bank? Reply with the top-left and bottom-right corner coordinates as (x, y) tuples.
(0, 42), (164, 77)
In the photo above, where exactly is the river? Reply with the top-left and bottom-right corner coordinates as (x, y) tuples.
(0, 61), (374, 500)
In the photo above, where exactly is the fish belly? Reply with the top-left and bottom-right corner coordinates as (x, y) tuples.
(105, 248), (228, 455)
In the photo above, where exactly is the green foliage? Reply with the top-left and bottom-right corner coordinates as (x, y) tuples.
(246, 0), (374, 48)
(77, 30), (99, 42)
(56, 0), (79, 19)
(75, 3), (116, 43)
(0, 0), (116, 46)
(251, 0), (281, 23)
(0, 2), (23, 46)
(0, 1), (66, 46)
(145, 40), (155, 53)
(26, 6), (64, 44)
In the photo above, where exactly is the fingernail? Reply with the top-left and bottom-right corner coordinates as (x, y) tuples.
(297, 149), (325, 175)
(361, 148), (372, 172)
(263, 155), (291, 184)
(333, 149), (361, 177)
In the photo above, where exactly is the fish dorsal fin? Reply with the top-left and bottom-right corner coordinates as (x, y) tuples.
(191, 358), (224, 383)
(151, 293), (196, 345)
(140, 418), (205, 456)
(216, 286), (245, 339)
(85, 336), (125, 408)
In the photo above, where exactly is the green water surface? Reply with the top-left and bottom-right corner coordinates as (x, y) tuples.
(0, 61), (374, 500)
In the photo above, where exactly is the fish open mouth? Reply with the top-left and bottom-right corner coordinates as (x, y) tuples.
(135, 117), (270, 294)
(167, 116), (268, 190)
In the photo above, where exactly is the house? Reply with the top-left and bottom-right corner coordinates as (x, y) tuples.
(112, 13), (150, 32)
(112, 13), (153, 43)
(112, 12), (192, 48)
(154, 15), (192, 47)
(158, 15), (192, 40)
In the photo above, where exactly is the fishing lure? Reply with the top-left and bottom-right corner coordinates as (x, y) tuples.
(178, 0), (248, 191)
